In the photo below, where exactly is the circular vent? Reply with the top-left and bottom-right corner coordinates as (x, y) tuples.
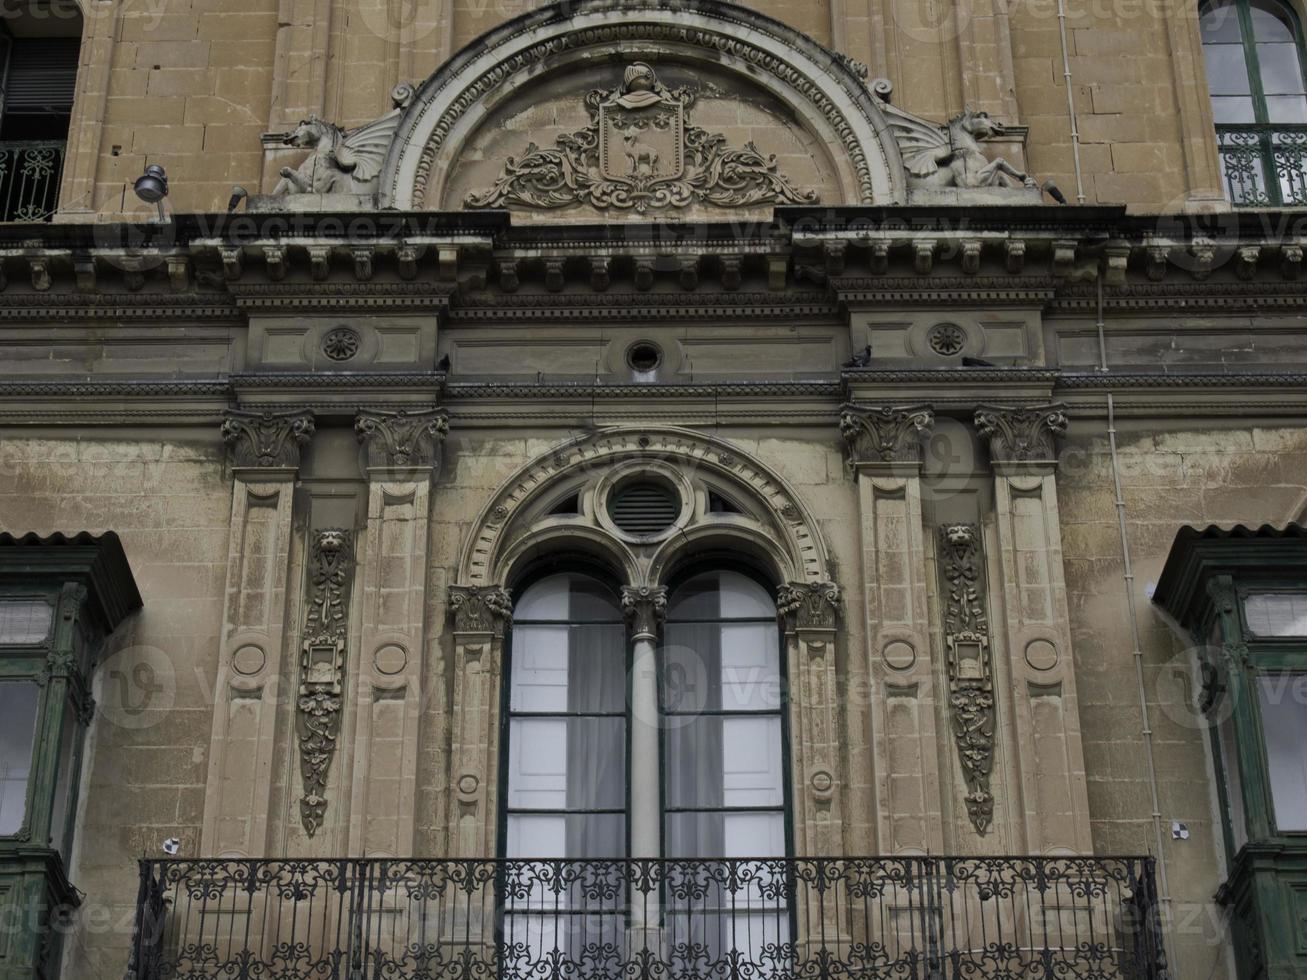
(609, 482), (679, 536)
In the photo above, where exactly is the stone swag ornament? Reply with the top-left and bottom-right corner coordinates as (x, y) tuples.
(297, 529), (355, 837)
(467, 62), (817, 214)
(937, 523), (997, 833)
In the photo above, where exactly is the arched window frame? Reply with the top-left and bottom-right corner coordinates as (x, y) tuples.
(1202, 0), (1307, 205)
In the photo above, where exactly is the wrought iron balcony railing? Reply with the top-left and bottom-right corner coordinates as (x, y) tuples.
(1217, 124), (1307, 207)
(0, 139), (65, 222)
(125, 855), (1168, 979)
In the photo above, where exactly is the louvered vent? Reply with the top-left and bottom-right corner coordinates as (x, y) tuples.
(4, 40), (80, 114)
(609, 483), (678, 535)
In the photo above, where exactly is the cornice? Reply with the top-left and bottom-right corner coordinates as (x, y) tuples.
(231, 372), (446, 389)
(228, 281), (455, 313)
(443, 380), (842, 398)
(0, 293), (238, 321)
(1052, 281), (1307, 313)
(0, 380), (231, 397)
(448, 289), (839, 321)
(833, 276), (1058, 306)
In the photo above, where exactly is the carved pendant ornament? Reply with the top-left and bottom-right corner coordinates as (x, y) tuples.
(937, 523), (996, 833)
(297, 529), (355, 837)
(467, 62), (817, 214)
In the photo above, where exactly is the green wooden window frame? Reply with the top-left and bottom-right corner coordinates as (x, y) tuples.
(1201, 0), (1307, 205)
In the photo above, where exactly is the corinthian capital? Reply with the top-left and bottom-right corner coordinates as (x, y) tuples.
(448, 585), (513, 635)
(840, 404), (934, 465)
(221, 409), (316, 470)
(777, 581), (841, 631)
(356, 409), (450, 471)
(621, 585), (667, 640)
(974, 404), (1068, 464)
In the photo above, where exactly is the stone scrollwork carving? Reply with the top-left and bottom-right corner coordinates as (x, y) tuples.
(621, 585), (668, 639)
(467, 62), (817, 214)
(297, 529), (355, 837)
(974, 404), (1069, 463)
(448, 585), (513, 635)
(937, 523), (996, 834)
(777, 581), (842, 631)
(271, 83), (415, 197)
(355, 409), (450, 470)
(221, 409), (316, 469)
(840, 404), (935, 465)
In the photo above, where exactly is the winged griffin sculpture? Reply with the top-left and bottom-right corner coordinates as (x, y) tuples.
(872, 81), (1039, 193)
(271, 84), (415, 197)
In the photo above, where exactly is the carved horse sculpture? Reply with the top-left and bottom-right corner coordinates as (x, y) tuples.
(885, 103), (1037, 191)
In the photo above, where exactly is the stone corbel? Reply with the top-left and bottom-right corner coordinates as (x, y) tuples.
(446, 584), (513, 857)
(840, 404), (934, 471)
(974, 404), (1068, 472)
(355, 409), (449, 478)
(221, 409), (316, 475)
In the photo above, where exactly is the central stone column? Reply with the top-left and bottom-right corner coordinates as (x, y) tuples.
(621, 585), (667, 956)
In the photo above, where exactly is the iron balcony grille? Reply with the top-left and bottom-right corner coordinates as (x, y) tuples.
(126, 855), (1169, 979)
(1216, 123), (1307, 207)
(0, 140), (65, 222)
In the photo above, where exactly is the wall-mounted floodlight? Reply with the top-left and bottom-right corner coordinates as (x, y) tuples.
(133, 164), (169, 221)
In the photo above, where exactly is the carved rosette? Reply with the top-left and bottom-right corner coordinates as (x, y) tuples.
(937, 523), (996, 833)
(840, 404), (935, 465)
(297, 529), (355, 837)
(355, 409), (450, 470)
(777, 581), (842, 632)
(448, 585), (514, 635)
(974, 404), (1069, 464)
(621, 585), (668, 639)
(221, 409), (316, 469)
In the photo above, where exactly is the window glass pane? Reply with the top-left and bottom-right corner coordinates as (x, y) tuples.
(666, 811), (785, 858)
(667, 717), (784, 809)
(719, 572), (774, 620)
(1205, 42), (1254, 93)
(1244, 592), (1307, 635)
(1212, 94), (1258, 121)
(721, 623), (781, 711)
(1217, 703), (1249, 850)
(515, 574), (569, 620)
(1202, 0), (1246, 42)
(507, 718), (625, 810)
(505, 813), (626, 859)
(1249, 0), (1297, 42)
(1258, 41), (1307, 92)
(1256, 674), (1307, 831)
(0, 601), (52, 646)
(49, 705), (81, 861)
(0, 683), (39, 836)
(1266, 94), (1307, 121)
(667, 571), (775, 621)
(511, 626), (570, 711)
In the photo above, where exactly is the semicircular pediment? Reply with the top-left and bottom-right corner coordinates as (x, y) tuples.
(379, 0), (908, 215)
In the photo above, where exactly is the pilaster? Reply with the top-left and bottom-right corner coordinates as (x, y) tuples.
(841, 404), (944, 854)
(974, 405), (1092, 853)
(347, 410), (448, 857)
(200, 409), (315, 857)
(777, 581), (845, 858)
(445, 585), (512, 858)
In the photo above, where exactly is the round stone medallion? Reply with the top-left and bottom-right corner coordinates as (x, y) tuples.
(232, 644), (266, 676)
(373, 643), (409, 676)
(882, 640), (917, 671)
(1025, 639), (1059, 671)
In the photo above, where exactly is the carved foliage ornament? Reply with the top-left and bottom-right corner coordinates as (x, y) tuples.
(356, 409), (449, 470)
(974, 404), (1069, 463)
(467, 62), (817, 214)
(840, 404), (935, 465)
(937, 523), (996, 833)
(449, 585), (513, 634)
(621, 585), (668, 638)
(221, 409), (316, 469)
(297, 529), (355, 837)
(777, 581), (841, 631)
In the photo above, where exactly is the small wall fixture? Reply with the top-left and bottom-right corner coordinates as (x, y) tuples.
(133, 164), (169, 220)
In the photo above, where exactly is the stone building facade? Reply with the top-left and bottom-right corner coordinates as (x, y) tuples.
(0, 1), (1305, 979)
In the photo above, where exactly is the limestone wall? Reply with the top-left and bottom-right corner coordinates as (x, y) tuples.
(58, 0), (1219, 216)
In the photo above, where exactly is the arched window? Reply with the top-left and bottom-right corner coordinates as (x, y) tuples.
(1202, 0), (1307, 204)
(502, 572), (628, 860)
(661, 570), (788, 859)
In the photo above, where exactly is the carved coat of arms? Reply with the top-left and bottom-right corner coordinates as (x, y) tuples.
(467, 63), (816, 214)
